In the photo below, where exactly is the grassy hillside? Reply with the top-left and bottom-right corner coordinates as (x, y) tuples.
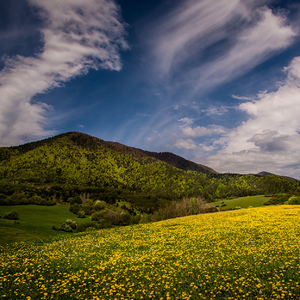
(212, 195), (272, 210)
(0, 205), (88, 244)
(1, 206), (300, 299)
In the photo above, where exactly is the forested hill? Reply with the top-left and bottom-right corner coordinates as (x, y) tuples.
(105, 141), (217, 174)
(0, 131), (299, 211)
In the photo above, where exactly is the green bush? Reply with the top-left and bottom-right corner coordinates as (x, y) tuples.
(76, 220), (111, 232)
(3, 209), (19, 220)
(264, 194), (290, 205)
(287, 196), (300, 205)
(91, 211), (102, 221)
(120, 211), (131, 225)
(53, 219), (78, 232)
(69, 203), (81, 214)
(77, 210), (86, 218)
(94, 200), (106, 211)
(60, 224), (73, 232)
(69, 196), (82, 205)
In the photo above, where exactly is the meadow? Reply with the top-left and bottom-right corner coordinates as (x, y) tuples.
(1, 205), (300, 299)
(212, 195), (271, 210)
(0, 205), (89, 244)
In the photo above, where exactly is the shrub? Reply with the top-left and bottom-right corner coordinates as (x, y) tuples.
(91, 211), (102, 221)
(202, 205), (218, 214)
(69, 203), (80, 214)
(94, 200), (106, 211)
(264, 194), (290, 206)
(77, 210), (86, 218)
(76, 220), (111, 232)
(120, 211), (131, 225)
(60, 224), (73, 232)
(82, 199), (94, 215)
(103, 210), (123, 225)
(53, 219), (78, 232)
(77, 221), (96, 232)
(65, 219), (78, 230)
(287, 196), (300, 205)
(69, 196), (82, 205)
(3, 209), (19, 220)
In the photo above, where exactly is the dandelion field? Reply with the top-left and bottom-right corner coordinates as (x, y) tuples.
(1, 206), (300, 299)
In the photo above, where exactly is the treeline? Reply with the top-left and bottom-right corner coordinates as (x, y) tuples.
(66, 196), (218, 230)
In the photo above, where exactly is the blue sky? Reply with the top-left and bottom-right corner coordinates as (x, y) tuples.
(1, 0), (300, 178)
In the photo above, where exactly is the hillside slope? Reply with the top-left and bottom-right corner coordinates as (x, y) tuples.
(0, 132), (298, 210)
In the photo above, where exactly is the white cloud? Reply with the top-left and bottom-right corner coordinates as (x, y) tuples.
(173, 138), (198, 150)
(205, 56), (300, 178)
(182, 125), (226, 138)
(201, 106), (229, 116)
(178, 117), (194, 125)
(0, 0), (127, 146)
(231, 95), (255, 101)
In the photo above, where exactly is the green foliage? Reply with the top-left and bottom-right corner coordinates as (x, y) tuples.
(91, 210), (106, 221)
(77, 210), (86, 218)
(53, 219), (78, 232)
(94, 200), (106, 211)
(158, 197), (217, 220)
(76, 219), (112, 232)
(287, 196), (300, 205)
(0, 132), (299, 214)
(263, 194), (291, 206)
(3, 209), (19, 220)
(69, 196), (82, 205)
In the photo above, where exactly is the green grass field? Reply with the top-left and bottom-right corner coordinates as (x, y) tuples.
(0, 205), (88, 244)
(1, 206), (300, 299)
(212, 195), (271, 210)
(0, 196), (271, 245)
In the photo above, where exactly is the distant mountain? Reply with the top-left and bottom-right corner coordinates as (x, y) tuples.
(144, 151), (218, 174)
(105, 140), (217, 174)
(257, 171), (299, 182)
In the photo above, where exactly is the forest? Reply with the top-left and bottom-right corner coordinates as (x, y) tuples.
(0, 132), (299, 218)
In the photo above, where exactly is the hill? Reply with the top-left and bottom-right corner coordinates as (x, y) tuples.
(0, 132), (299, 212)
(2, 206), (300, 299)
(257, 171), (300, 182)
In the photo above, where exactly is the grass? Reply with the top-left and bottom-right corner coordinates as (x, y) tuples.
(212, 195), (271, 210)
(0, 205), (88, 245)
(1, 205), (300, 299)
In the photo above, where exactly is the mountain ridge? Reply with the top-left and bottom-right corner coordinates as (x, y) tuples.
(4, 131), (217, 174)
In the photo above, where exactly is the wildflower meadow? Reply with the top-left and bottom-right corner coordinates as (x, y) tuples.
(1, 205), (300, 299)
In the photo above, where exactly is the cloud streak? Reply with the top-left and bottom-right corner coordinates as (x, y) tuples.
(150, 0), (296, 94)
(0, 0), (127, 146)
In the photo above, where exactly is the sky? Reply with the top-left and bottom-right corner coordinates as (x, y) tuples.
(1, 0), (300, 179)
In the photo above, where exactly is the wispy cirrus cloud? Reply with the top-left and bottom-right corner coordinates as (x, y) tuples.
(0, 0), (127, 146)
(149, 0), (296, 94)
